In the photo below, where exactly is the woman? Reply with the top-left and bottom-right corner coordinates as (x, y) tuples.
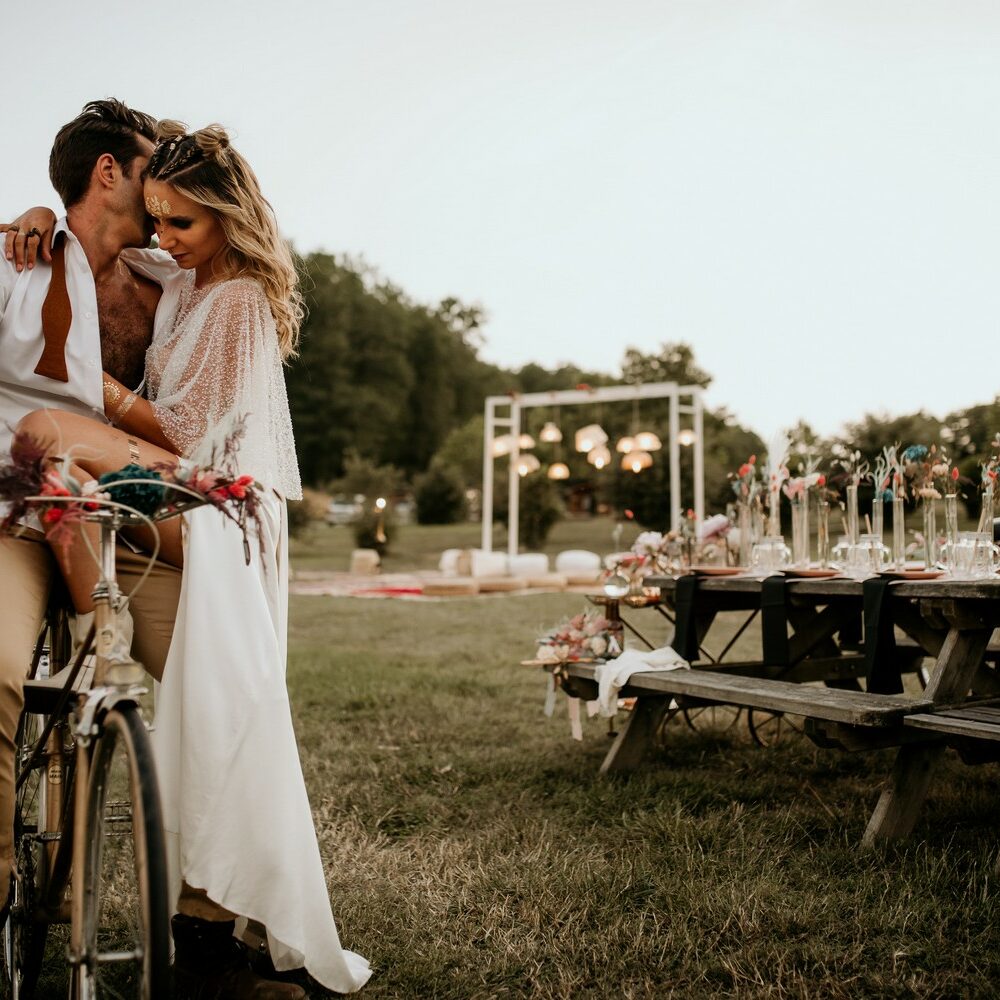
(15, 123), (371, 997)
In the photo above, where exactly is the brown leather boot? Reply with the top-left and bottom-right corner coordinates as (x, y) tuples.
(171, 914), (307, 999)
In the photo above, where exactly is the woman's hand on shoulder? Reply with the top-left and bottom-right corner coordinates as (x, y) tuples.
(1, 207), (57, 272)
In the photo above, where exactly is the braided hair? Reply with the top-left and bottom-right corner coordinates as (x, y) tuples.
(145, 121), (302, 359)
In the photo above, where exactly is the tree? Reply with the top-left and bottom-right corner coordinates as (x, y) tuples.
(620, 343), (712, 389)
(414, 464), (467, 524)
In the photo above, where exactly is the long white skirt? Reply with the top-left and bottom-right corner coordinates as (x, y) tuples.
(151, 499), (371, 993)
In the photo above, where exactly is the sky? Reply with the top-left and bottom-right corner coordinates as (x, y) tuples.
(5, 1), (1000, 442)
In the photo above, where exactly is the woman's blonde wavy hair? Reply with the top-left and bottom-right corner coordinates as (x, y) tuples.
(145, 120), (303, 359)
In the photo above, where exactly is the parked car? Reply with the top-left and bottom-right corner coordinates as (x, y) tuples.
(325, 495), (363, 526)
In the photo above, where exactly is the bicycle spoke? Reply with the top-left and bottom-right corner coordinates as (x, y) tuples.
(78, 704), (169, 999)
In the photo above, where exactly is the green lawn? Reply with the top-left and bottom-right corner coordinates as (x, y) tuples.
(285, 593), (1000, 999)
(289, 516), (639, 574)
(32, 525), (1000, 997)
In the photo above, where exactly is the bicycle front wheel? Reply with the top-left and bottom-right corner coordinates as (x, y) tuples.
(73, 703), (170, 1000)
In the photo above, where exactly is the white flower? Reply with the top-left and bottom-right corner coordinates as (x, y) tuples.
(633, 531), (665, 554)
(590, 636), (608, 657)
(80, 481), (111, 500)
(697, 514), (730, 541)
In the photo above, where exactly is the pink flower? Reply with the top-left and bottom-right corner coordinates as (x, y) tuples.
(43, 507), (64, 524)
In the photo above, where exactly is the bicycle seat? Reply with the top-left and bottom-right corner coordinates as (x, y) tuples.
(23, 663), (95, 715)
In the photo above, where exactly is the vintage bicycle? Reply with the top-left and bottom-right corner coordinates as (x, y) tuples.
(0, 441), (260, 999)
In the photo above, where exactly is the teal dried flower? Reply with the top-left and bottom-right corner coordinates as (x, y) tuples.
(97, 464), (165, 515)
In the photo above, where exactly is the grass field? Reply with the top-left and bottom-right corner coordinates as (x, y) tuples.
(32, 520), (1000, 998)
(284, 592), (1000, 999)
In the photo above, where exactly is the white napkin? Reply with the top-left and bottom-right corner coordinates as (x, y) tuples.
(544, 675), (603, 741)
(595, 646), (689, 718)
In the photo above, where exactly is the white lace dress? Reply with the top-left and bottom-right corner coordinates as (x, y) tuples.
(147, 272), (371, 993)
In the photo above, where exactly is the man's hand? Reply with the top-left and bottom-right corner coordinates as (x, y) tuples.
(1, 207), (57, 271)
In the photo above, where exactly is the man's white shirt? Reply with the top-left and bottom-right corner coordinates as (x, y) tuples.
(0, 217), (182, 461)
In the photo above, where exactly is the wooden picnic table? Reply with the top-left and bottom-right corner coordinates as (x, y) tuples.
(562, 573), (1000, 845)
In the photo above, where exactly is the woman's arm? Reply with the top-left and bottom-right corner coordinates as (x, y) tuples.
(1, 207), (57, 271)
(102, 373), (181, 455)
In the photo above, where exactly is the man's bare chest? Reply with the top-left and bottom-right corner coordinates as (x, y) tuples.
(96, 280), (159, 390)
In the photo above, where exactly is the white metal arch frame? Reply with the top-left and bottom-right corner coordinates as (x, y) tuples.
(482, 382), (705, 556)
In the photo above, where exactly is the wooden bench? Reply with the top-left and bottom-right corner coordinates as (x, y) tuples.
(904, 704), (1000, 742)
(557, 662), (936, 777)
(562, 663), (931, 727)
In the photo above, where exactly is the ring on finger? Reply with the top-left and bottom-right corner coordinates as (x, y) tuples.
(25, 228), (41, 239)
(6, 224), (18, 234)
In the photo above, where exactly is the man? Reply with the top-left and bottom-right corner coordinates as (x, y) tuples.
(0, 100), (304, 1000)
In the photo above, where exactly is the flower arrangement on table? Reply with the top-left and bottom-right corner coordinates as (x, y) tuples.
(898, 443), (960, 566)
(696, 513), (732, 565)
(605, 529), (679, 585)
(534, 609), (617, 664)
(0, 425), (264, 560)
(763, 431), (791, 536)
(976, 437), (1000, 533)
(900, 444), (957, 503)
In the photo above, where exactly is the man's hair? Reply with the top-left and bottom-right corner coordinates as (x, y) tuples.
(49, 99), (157, 208)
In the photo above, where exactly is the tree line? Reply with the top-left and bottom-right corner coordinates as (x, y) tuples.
(286, 252), (1000, 526)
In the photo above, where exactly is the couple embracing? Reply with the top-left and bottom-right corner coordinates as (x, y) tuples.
(0, 100), (371, 997)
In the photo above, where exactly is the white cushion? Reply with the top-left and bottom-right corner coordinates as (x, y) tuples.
(555, 549), (602, 573)
(470, 549), (509, 577)
(438, 549), (463, 576)
(508, 553), (549, 577)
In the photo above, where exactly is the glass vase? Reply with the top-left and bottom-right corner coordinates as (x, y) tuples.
(791, 495), (810, 566)
(768, 485), (781, 537)
(943, 493), (960, 573)
(816, 499), (830, 567)
(921, 501), (937, 569)
(751, 499), (765, 548)
(846, 483), (859, 545)
(977, 483), (995, 536)
(737, 501), (752, 568)
(892, 495), (906, 569)
(871, 496), (884, 546)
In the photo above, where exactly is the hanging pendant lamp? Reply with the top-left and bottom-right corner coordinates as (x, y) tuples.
(517, 454), (541, 476)
(587, 445), (611, 470)
(492, 434), (516, 457)
(539, 421), (562, 443)
(575, 424), (607, 453)
(518, 433), (536, 450)
(621, 450), (653, 474)
(634, 431), (662, 452)
(547, 462), (570, 480)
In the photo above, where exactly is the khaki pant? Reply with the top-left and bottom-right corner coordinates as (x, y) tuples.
(0, 530), (230, 921)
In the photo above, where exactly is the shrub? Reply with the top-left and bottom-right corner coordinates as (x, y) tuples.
(520, 475), (564, 549)
(415, 465), (467, 524)
(286, 487), (327, 538)
(352, 503), (396, 556)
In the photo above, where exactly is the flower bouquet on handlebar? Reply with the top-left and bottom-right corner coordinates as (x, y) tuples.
(0, 424), (263, 689)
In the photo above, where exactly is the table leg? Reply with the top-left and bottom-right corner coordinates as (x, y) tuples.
(599, 696), (671, 775)
(862, 743), (944, 846)
(861, 626), (991, 845)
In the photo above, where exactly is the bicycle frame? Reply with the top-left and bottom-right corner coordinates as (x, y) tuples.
(67, 508), (153, 975)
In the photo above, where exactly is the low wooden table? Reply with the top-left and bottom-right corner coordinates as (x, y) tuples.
(561, 573), (1000, 844)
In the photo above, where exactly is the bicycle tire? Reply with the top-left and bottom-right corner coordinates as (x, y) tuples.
(73, 703), (170, 1000)
(1, 710), (50, 999)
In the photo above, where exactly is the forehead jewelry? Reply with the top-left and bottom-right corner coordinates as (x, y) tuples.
(145, 194), (172, 217)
